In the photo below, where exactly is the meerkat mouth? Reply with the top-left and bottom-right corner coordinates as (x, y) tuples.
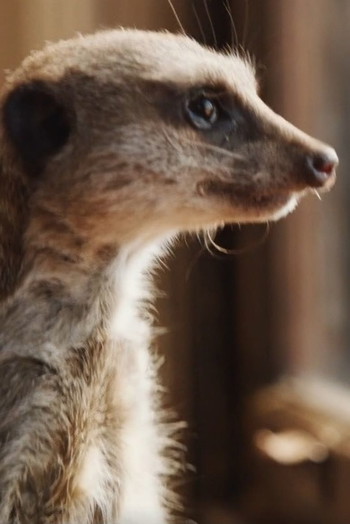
(197, 178), (300, 222)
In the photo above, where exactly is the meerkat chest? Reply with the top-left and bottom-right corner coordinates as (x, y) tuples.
(75, 332), (166, 522)
(112, 340), (166, 523)
(74, 244), (168, 521)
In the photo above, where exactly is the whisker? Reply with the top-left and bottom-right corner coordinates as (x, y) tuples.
(163, 129), (241, 178)
(313, 189), (322, 201)
(192, 2), (207, 45)
(185, 244), (206, 281)
(243, 0), (250, 49)
(177, 134), (244, 161)
(223, 0), (238, 50)
(202, 228), (220, 258)
(204, 222), (270, 257)
(166, 0), (187, 35)
(162, 129), (183, 154)
(203, 0), (217, 48)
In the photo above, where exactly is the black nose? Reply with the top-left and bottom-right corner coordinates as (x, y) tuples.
(306, 149), (338, 187)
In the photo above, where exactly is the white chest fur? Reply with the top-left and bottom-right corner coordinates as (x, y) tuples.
(77, 238), (174, 523)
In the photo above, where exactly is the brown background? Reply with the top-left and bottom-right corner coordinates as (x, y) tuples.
(0, 2), (348, 523)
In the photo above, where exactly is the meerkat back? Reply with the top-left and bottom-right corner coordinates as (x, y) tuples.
(0, 29), (337, 523)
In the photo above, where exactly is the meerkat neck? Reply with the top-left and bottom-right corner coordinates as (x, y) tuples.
(0, 231), (172, 359)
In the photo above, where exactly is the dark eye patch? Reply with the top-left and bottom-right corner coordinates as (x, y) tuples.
(184, 86), (250, 144)
(123, 77), (259, 150)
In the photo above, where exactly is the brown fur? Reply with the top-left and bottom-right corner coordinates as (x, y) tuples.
(0, 29), (337, 523)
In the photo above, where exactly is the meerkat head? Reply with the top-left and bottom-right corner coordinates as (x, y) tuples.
(0, 29), (337, 279)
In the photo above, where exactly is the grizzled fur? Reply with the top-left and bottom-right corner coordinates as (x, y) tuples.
(0, 29), (337, 523)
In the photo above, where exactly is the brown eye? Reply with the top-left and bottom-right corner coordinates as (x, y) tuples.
(185, 95), (219, 130)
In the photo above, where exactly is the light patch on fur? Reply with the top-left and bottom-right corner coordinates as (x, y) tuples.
(271, 195), (299, 221)
(77, 444), (114, 515)
(109, 235), (174, 342)
(106, 235), (176, 522)
(75, 232), (174, 522)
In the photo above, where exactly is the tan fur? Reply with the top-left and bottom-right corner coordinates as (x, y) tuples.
(0, 29), (337, 523)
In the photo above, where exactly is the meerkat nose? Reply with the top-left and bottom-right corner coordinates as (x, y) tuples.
(306, 148), (339, 187)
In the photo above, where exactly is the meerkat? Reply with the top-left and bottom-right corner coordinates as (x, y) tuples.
(0, 29), (337, 524)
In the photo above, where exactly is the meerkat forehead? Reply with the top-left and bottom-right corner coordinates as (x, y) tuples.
(4, 29), (257, 99)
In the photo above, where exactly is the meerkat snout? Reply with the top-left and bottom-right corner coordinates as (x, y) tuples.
(305, 149), (338, 187)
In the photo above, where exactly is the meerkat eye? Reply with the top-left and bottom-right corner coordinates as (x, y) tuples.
(185, 94), (219, 130)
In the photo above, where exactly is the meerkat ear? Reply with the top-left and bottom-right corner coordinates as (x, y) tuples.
(3, 80), (72, 175)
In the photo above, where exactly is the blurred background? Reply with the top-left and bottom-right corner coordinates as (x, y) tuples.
(1, 1), (349, 523)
